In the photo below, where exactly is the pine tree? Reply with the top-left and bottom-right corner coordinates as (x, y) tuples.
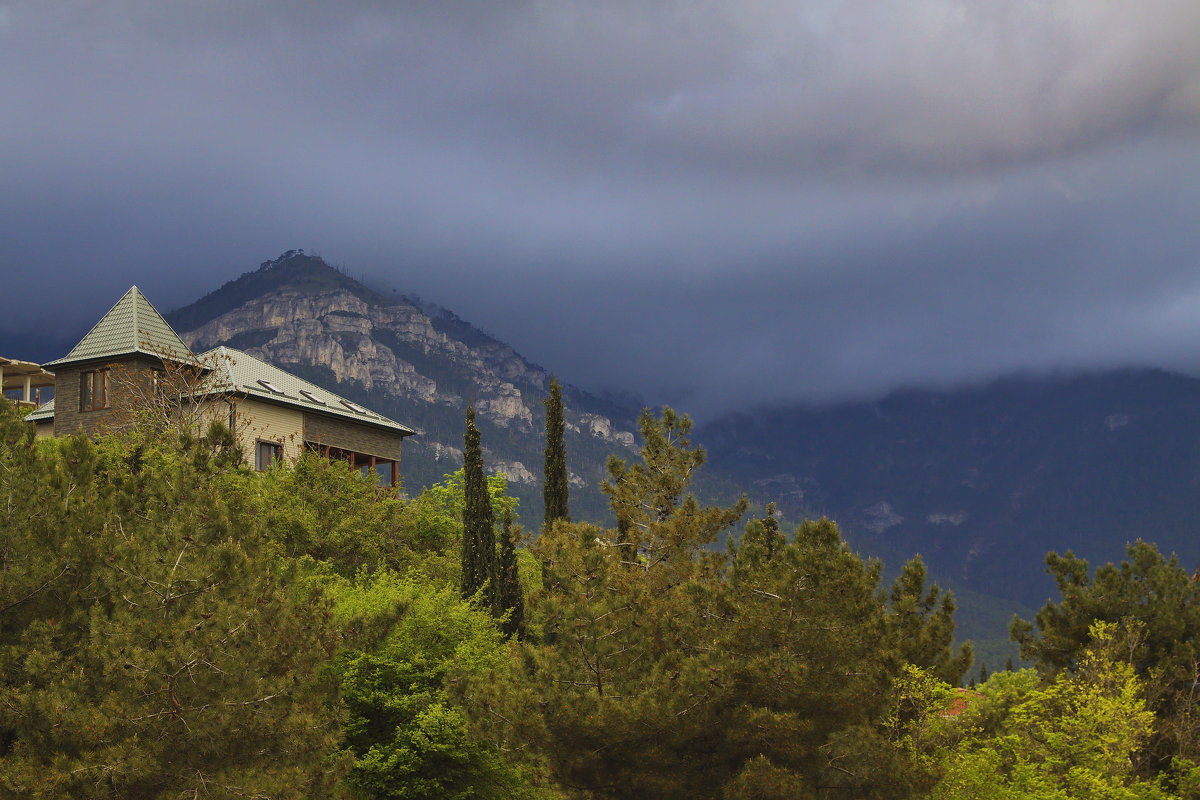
(497, 506), (525, 640)
(543, 376), (569, 527)
(461, 405), (497, 612)
(886, 554), (973, 685)
(1011, 541), (1200, 776)
(0, 406), (342, 797)
(734, 502), (785, 570)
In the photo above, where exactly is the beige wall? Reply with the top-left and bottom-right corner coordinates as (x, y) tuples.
(232, 398), (304, 466)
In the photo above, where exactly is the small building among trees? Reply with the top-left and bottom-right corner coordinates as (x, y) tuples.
(22, 286), (414, 484)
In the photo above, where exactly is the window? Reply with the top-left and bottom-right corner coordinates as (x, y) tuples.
(299, 389), (325, 404)
(80, 369), (109, 411)
(255, 440), (283, 471)
(257, 379), (283, 394)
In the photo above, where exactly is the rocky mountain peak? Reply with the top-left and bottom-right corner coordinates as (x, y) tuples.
(164, 252), (640, 525)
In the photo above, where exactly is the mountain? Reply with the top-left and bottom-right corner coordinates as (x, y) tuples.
(165, 250), (642, 525)
(699, 369), (1200, 609)
(159, 250), (1200, 653)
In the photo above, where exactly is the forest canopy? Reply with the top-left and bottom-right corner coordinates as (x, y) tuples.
(1, 399), (1197, 799)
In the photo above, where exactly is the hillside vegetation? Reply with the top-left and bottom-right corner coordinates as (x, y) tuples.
(3, 400), (1198, 799)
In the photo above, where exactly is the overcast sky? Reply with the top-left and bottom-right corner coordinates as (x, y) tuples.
(2, 0), (1199, 416)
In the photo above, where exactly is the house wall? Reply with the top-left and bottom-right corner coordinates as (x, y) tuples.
(52, 357), (161, 437)
(303, 412), (403, 461)
(233, 398), (304, 465)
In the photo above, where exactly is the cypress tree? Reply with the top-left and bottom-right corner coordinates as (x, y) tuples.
(497, 507), (525, 640)
(543, 376), (569, 528)
(461, 405), (497, 611)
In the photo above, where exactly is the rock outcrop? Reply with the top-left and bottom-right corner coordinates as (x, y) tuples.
(168, 251), (638, 525)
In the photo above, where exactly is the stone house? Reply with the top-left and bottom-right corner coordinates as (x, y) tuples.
(24, 286), (414, 486)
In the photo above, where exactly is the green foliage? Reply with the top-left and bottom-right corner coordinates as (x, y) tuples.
(603, 406), (709, 529)
(320, 570), (537, 800)
(1012, 542), (1200, 777)
(886, 554), (974, 685)
(543, 375), (570, 527)
(716, 517), (937, 799)
(461, 406), (498, 612)
(466, 409), (932, 799)
(930, 623), (1174, 800)
(496, 508), (525, 640)
(1, 393), (1065, 800)
(244, 451), (419, 576)
(0, 404), (342, 797)
(733, 501), (785, 565)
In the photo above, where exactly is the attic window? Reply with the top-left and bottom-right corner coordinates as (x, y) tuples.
(257, 379), (283, 394)
(299, 389), (325, 404)
(340, 399), (363, 413)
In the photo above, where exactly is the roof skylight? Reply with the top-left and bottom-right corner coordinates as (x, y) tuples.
(299, 389), (325, 404)
(257, 379), (283, 394)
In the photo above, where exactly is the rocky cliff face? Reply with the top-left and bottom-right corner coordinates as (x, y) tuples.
(186, 285), (535, 429)
(168, 251), (639, 524)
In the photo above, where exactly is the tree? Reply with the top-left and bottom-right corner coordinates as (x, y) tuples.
(462, 410), (931, 799)
(886, 555), (973, 686)
(602, 407), (707, 532)
(321, 569), (542, 800)
(734, 502), (786, 565)
(461, 405), (498, 613)
(463, 409), (748, 798)
(0, 403), (342, 797)
(930, 623), (1172, 800)
(543, 376), (569, 528)
(1011, 541), (1200, 777)
(716, 517), (936, 800)
(497, 507), (525, 640)
(247, 450), (416, 576)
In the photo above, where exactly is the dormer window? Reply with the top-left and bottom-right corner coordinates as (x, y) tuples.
(257, 379), (283, 394)
(299, 389), (325, 404)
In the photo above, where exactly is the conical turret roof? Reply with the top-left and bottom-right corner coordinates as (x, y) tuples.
(45, 286), (193, 367)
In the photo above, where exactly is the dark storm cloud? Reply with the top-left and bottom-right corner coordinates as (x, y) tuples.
(2, 0), (1198, 415)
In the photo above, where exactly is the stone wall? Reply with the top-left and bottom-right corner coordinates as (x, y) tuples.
(52, 357), (160, 437)
(303, 412), (404, 461)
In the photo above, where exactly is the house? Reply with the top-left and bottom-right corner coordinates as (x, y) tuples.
(0, 357), (55, 410)
(23, 286), (414, 485)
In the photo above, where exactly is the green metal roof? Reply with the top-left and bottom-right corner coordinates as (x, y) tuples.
(196, 346), (415, 436)
(34, 288), (413, 437)
(25, 397), (54, 423)
(45, 286), (192, 368)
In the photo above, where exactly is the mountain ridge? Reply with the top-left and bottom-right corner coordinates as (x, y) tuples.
(164, 250), (643, 525)
(700, 367), (1200, 607)
(150, 249), (1200, 644)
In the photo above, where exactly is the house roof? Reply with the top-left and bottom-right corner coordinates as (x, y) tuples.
(195, 346), (415, 436)
(25, 397), (54, 422)
(44, 286), (193, 368)
(0, 357), (56, 388)
(33, 287), (413, 438)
